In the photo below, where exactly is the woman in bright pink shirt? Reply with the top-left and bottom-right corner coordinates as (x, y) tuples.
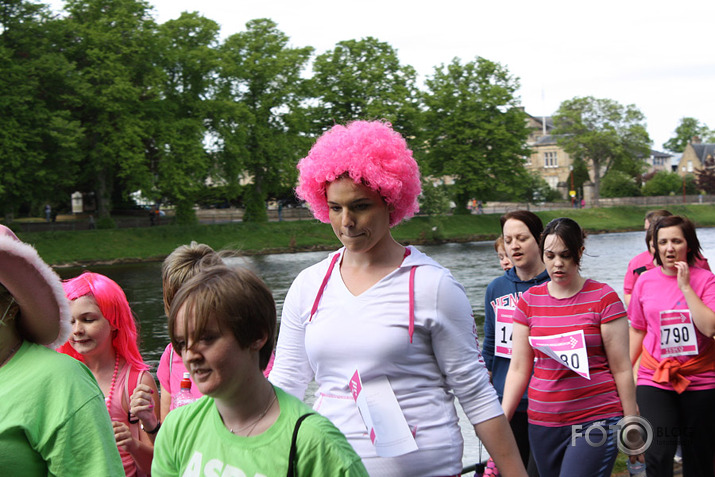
(629, 215), (715, 477)
(503, 217), (640, 477)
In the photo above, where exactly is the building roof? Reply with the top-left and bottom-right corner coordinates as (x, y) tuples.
(534, 134), (558, 146)
(650, 149), (672, 159)
(527, 114), (554, 131)
(692, 143), (715, 162)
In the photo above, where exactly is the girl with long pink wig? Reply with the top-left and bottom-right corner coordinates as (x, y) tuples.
(59, 272), (146, 372)
(59, 272), (159, 477)
(296, 120), (421, 227)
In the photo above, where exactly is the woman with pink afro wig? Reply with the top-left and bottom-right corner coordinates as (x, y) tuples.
(59, 272), (160, 476)
(296, 120), (421, 227)
(270, 121), (527, 476)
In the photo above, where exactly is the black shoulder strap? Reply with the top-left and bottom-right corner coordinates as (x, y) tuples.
(287, 413), (315, 477)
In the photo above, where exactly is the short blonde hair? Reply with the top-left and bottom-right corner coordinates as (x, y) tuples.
(161, 242), (222, 314)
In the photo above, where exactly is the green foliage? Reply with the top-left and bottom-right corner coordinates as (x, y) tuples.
(173, 201), (198, 225)
(150, 12), (221, 211)
(600, 170), (641, 198)
(663, 117), (713, 152)
(642, 171), (697, 196)
(308, 37), (421, 138)
(0, 1), (83, 219)
(214, 19), (313, 223)
(519, 172), (562, 203)
(420, 57), (532, 213)
(418, 179), (452, 216)
(552, 96), (651, 204)
(96, 216), (116, 229)
(61, 0), (162, 218)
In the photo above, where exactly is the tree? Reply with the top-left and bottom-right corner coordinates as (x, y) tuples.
(0, 0), (83, 220)
(149, 12), (221, 224)
(642, 170), (697, 196)
(309, 37), (421, 138)
(663, 117), (713, 153)
(600, 170), (641, 198)
(213, 19), (313, 222)
(420, 57), (532, 213)
(552, 96), (651, 205)
(60, 0), (161, 219)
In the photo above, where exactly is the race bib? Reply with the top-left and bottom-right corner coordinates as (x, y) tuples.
(495, 306), (514, 358)
(348, 370), (418, 457)
(659, 310), (698, 358)
(529, 330), (590, 380)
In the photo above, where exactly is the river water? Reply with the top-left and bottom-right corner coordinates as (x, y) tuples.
(57, 227), (715, 467)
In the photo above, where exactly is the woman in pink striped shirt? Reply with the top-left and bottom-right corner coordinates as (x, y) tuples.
(502, 217), (641, 477)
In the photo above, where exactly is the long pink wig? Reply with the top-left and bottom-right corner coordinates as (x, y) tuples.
(58, 272), (147, 371)
(296, 120), (421, 227)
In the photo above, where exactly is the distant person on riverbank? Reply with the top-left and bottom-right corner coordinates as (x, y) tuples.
(153, 265), (367, 476)
(502, 217), (640, 477)
(629, 215), (715, 476)
(0, 225), (123, 475)
(484, 210), (548, 476)
(494, 235), (513, 272)
(59, 272), (160, 476)
(269, 120), (526, 476)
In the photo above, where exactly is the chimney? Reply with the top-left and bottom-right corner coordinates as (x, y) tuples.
(692, 136), (702, 144)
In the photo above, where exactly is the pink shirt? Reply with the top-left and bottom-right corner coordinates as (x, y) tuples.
(108, 364), (144, 477)
(157, 344), (203, 409)
(625, 251), (710, 295)
(513, 280), (626, 427)
(628, 266), (715, 391)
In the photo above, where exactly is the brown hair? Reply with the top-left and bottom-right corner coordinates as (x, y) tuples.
(540, 217), (587, 267)
(168, 265), (276, 371)
(645, 209), (672, 225)
(500, 210), (544, 242)
(653, 216), (703, 267)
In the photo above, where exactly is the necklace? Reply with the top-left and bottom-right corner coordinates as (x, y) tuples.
(0, 340), (21, 368)
(104, 354), (120, 412)
(230, 391), (277, 437)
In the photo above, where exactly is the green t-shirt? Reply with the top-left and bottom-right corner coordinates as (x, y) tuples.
(0, 341), (123, 476)
(153, 386), (367, 477)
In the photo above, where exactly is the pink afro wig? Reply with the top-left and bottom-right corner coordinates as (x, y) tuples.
(58, 272), (147, 371)
(296, 120), (421, 227)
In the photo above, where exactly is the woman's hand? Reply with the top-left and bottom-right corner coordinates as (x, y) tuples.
(674, 261), (691, 292)
(130, 383), (158, 431)
(113, 421), (138, 453)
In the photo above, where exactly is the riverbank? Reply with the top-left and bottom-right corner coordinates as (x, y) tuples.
(15, 204), (715, 267)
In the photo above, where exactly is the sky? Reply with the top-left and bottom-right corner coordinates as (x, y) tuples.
(49, 0), (715, 151)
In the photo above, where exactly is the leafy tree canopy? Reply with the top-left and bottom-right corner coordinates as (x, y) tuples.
(309, 37), (421, 138)
(552, 96), (651, 204)
(214, 19), (313, 222)
(663, 117), (713, 152)
(642, 170), (697, 196)
(420, 57), (531, 213)
(600, 170), (641, 198)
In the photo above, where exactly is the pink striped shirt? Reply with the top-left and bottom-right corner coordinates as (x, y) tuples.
(513, 279), (626, 427)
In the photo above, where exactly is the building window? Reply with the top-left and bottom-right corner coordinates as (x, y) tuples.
(688, 160), (693, 172)
(543, 151), (558, 168)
